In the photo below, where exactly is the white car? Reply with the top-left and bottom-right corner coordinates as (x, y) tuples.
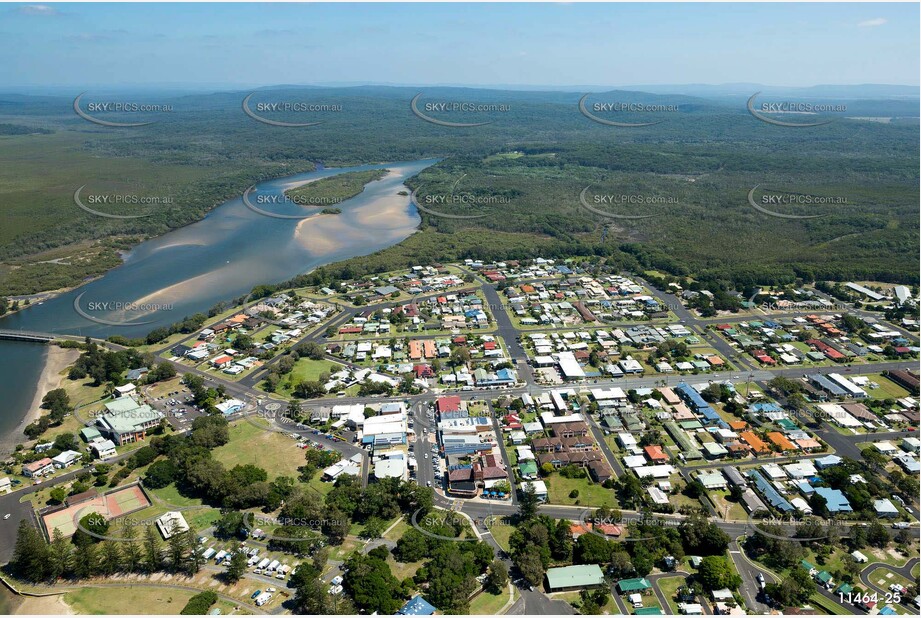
(3, 514), (10, 520)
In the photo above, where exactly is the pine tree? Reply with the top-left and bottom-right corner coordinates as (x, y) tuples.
(99, 540), (122, 576)
(10, 521), (50, 582)
(72, 542), (98, 579)
(225, 542), (247, 583)
(48, 529), (73, 581)
(183, 527), (202, 575)
(167, 523), (187, 572)
(143, 525), (163, 573)
(121, 522), (142, 572)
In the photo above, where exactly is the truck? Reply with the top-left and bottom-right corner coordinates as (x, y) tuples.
(254, 592), (272, 607)
(213, 550), (227, 563)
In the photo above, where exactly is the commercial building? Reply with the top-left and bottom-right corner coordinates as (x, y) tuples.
(546, 564), (606, 592)
(96, 397), (164, 445)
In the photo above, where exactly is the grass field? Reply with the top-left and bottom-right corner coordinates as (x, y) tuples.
(213, 420), (310, 481)
(867, 567), (915, 592)
(386, 554), (425, 581)
(486, 518), (515, 552)
(469, 587), (512, 615)
(63, 586), (198, 614)
(268, 358), (344, 396)
(865, 374), (911, 400)
(546, 473), (618, 508)
(654, 575), (686, 614)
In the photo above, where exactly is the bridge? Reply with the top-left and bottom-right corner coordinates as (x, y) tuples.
(0, 329), (58, 343)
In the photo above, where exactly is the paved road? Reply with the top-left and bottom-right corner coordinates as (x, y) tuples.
(858, 558), (919, 611)
(728, 539), (774, 613)
(506, 589), (576, 615)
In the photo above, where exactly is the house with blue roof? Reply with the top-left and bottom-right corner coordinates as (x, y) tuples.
(398, 595), (437, 615)
(747, 469), (794, 512)
(814, 487), (852, 513)
(796, 480), (815, 495)
(749, 402), (783, 415)
(815, 455), (842, 469)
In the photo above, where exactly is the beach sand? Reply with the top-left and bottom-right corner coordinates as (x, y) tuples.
(3, 345), (80, 451)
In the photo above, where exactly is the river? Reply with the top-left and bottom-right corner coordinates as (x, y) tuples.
(0, 158), (437, 445)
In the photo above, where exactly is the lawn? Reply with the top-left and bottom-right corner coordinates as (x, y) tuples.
(486, 517), (515, 552)
(710, 490), (748, 520)
(546, 473), (618, 508)
(383, 516), (411, 542)
(655, 575), (687, 614)
(867, 567), (915, 592)
(147, 483), (204, 508)
(386, 554), (424, 581)
(469, 587), (512, 615)
(64, 586), (197, 614)
(213, 420), (311, 481)
(865, 374), (911, 401)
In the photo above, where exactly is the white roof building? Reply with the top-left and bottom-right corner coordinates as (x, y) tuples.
(156, 511), (190, 539)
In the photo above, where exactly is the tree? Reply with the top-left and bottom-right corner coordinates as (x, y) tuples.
(394, 528), (430, 563)
(144, 459), (179, 489)
(485, 560), (509, 594)
(143, 525), (163, 573)
(225, 542), (247, 583)
(214, 510), (245, 540)
(680, 514), (730, 555)
(574, 533), (613, 565)
(362, 517), (386, 540)
(180, 590), (218, 615)
(291, 564), (334, 614)
(866, 521), (890, 548)
(609, 551), (635, 578)
(73, 511), (109, 547)
(99, 541), (122, 576)
(697, 556), (741, 590)
(516, 545), (546, 587)
(48, 528), (72, 580)
(121, 521), (143, 573)
(49, 487), (67, 505)
(518, 483), (540, 521)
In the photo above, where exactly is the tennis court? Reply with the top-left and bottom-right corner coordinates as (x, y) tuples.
(41, 485), (151, 538)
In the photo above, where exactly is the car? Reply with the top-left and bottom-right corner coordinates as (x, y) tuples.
(266, 587), (276, 593)
(424, 453), (428, 459)
(427, 481), (432, 487)
(3, 514), (10, 520)
(250, 590), (262, 599)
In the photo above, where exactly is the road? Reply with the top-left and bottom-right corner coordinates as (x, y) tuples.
(858, 558), (919, 611)
(728, 539), (774, 613)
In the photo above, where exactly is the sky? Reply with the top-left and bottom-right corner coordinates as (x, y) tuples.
(1, 2), (918, 89)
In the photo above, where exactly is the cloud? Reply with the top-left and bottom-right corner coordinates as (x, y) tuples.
(857, 18), (887, 27)
(17, 4), (58, 16)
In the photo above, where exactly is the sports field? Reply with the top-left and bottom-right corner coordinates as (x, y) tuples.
(41, 484), (150, 538)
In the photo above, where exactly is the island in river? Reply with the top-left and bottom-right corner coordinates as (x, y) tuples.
(283, 168), (388, 209)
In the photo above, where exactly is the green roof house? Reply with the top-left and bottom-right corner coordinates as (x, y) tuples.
(618, 578), (652, 593)
(545, 564), (606, 591)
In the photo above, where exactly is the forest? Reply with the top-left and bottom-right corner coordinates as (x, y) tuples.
(0, 85), (917, 296)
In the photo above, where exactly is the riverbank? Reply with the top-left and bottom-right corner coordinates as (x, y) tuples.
(1, 344), (80, 454)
